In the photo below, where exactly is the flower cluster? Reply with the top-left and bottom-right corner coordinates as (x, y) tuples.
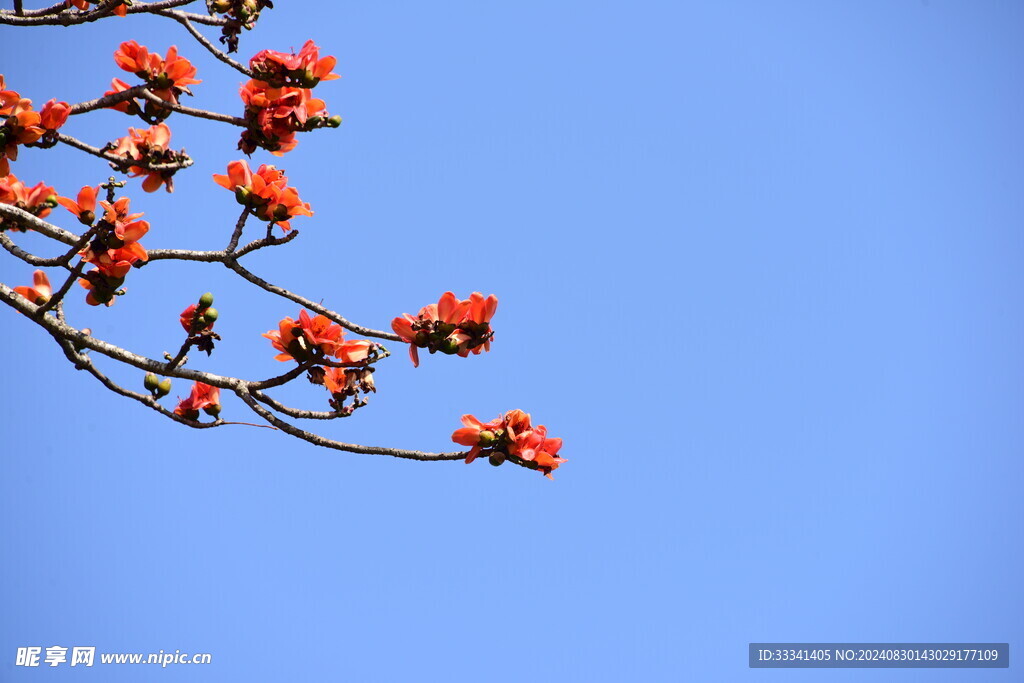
(1, 76), (70, 175)
(249, 40), (339, 88)
(391, 291), (498, 367)
(263, 309), (374, 363)
(452, 410), (565, 478)
(208, 0), (273, 54)
(320, 366), (376, 416)
(213, 159), (312, 231)
(179, 292), (221, 355)
(108, 123), (183, 192)
(64, 0), (128, 17)
(106, 41), (201, 119)
(174, 381), (221, 420)
(77, 196), (149, 306)
(14, 269), (52, 306)
(0, 174), (59, 231)
(237, 43), (338, 156)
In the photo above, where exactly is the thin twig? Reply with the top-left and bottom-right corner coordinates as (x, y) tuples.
(167, 12), (256, 78)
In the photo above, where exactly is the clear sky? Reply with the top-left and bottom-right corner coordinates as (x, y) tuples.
(2, 1), (1022, 681)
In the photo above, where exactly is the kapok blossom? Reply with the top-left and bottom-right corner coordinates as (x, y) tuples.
(213, 159), (312, 231)
(77, 196), (150, 306)
(262, 309), (374, 363)
(174, 381), (221, 419)
(39, 99), (71, 131)
(65, 0), (128, 17)
(109, 123), (180, 192)
(451, 409), (565, 478)
(391, 291), (498, 367)
(249, 40), (339, 87)
(0, 174), (58, 230)
(56, 185), (99, 224)
(14, 269), (52, 305)
(180, 303), (215, 334)
(0, 77), (45, 176)
(237, 79), (336, 156)
(110, 42), (201, 113)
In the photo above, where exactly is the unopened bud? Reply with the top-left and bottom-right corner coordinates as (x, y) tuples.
(327, 115), (342, 128)
(45, 195), (59, 208)
(144, 373), (160, 392)
(478, 430), (496, 447)
(157, 378), (172, 397)
(79, 210), (95, 225)
(199, 292), (215, 308)
(203, 403), (221, 418)
(202, 307), (219, 323)
(440, 337), (460, 354)
(273, 204), (290, 221)
(234, 186), (252, 205)
(489, 451), (506, 467)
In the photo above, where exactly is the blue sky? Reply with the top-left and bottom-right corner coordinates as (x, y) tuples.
(2, 1), (1022, 680)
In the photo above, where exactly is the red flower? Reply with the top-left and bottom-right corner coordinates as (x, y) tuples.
(237, 79), (331, 156)
(451, 409), (565, 478)
(39, 99), (70, 131)
(56, 185), (99, 224)
(14, 269), (52, 305)
(249, 40), (339, 87)
(0, 174), (58, 224)
(174, 382), (221, 419)
(0, 89), (44, 176)
(213, 159), (313, 231)
(391, 291), (498, 366)
(179, 303), (216, 333)
(262, 309), (371, 363)
(76, 196), (149, 307)
(109, 123), (177, 192)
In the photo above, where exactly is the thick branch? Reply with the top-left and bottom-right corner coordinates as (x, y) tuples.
(0, 204), (80, 245)
(57, 133), (194, 173)
(0, 0), (199, 25)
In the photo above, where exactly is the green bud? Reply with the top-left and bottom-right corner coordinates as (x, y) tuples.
(202, 307), (219, 323)
(413, 330), (429, 347)
(157, 378), (172, 397)
(478, 430), (496, 447)
(299, 71), (320, 89)
(199, 292), (215, 308)
(144, 373), (160, 392)
(489, 451), (506, 467)
(45, 195), (59, 208)
(440, 337), (460, 354)
(234, 186), (252, 205)
(203, 403), (221, 418)
(327, 115), (342, 128)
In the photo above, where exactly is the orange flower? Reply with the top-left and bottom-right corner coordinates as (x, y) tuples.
(75, 195), (149, 307)
(451, 410), (565, 477)
(237, 79), (331, 156)
(391, 291), (498, 366)
(262, 309), (373, 363)
(39, 99), (70, 131)
(174, 382), (221, 419)
(0, 95), (44, 176)
(56, 185), (99, 224)
(14, 270), (52, 305)
(0, 174), (58, 224)
(65, 0), (127, 15)
(249, 40), (339, 87)
(109, 123), (177, 192)
(213, 159), (312, 231)
(102, 78), (139, 115)
(114, 42), (200, 94)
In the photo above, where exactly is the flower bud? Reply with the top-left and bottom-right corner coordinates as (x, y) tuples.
(45, 195), (59, 208)
(273, 204), (290, 221)
(489, 451), (506, 467)
(300, 71), (320, 89)
(79, 210), (95, 225)
(157, 378), (172, 397)
(202, 307), (219, 323)
(203, 403), (221, 418)
(199, 292), (215, 308)
(478, 430), (496, 447)
(144, 373), (160, 392)
(440, 337), (460, 354)
(234, 186), (252, 205)
(327, 115), (342, 128)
